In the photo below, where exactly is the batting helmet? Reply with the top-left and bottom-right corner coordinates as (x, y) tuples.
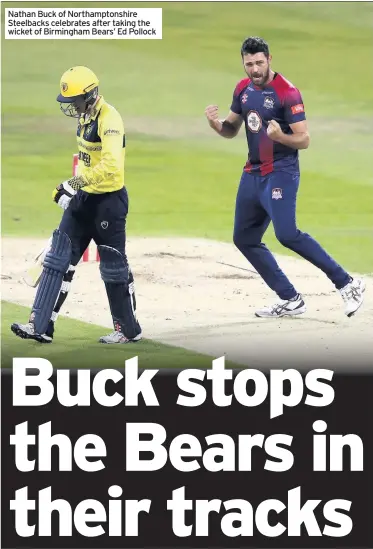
(57, 66), (99, 118)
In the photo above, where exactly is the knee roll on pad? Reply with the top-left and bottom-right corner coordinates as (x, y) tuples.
(43, 229), (73, 273)
(31, 230), (72, 335)
(98, 245), (128, 283)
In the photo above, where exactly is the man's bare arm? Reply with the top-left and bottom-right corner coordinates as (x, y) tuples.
(205, 106), (243, 139)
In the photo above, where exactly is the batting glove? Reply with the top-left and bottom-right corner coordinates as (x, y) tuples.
(67, 175), (86, 191)
(52, 180), (77, 210)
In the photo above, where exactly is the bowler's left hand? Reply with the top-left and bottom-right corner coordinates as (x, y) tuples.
(267, 120), (283, 142)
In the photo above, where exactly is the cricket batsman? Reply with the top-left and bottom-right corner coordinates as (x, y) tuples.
(11, 66), (142, 344)
(205, 37), (365, 318)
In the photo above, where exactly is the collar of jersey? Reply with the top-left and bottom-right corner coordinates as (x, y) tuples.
(79, 96), (104, 125)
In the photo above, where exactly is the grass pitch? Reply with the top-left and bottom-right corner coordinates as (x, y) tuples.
(1, 301), (236, 369)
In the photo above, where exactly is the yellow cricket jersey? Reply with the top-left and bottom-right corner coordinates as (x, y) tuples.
(76, 96), (125, 194)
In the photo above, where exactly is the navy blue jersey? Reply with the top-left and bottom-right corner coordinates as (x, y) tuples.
(230, 73), (306, 175)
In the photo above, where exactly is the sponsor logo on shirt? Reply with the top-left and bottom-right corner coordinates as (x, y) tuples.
(77, 140), (102, 152)
(104, 129), (120, 136)
(291, 103), (304, 115)
(247, 110), (262, 133)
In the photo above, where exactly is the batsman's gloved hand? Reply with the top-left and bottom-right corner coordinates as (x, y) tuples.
(52, 180), (77, 210)
(66, 175), (86, 191)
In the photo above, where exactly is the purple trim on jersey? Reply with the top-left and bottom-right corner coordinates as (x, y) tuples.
(231, 73), (306, 175)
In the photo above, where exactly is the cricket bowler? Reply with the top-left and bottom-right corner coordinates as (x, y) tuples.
(205, 37), (365, 318)
(11, 66), (142, 343)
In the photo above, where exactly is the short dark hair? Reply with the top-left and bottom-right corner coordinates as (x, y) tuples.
(241, 37), (270, 58)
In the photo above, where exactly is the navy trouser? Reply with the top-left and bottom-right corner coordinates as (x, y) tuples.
(233, 171), (350, 300)
(59, 187), (128, 265)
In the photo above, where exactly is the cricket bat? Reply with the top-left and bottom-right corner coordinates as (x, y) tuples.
(22, 237), (52, 288)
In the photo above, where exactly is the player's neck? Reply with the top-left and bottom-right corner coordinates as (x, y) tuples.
(266, 70), (276, 85)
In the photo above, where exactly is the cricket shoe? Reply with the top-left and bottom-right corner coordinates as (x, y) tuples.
(255, 294), (306, 318)
(99, 330), (142, 344)
(10, 322), (53, 343)
(339, 278), (366, 317)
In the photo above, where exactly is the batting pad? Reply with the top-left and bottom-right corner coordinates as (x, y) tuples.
(98, 245), (141, 339)
(98, 245), (128, 283)
(31, 230), (72, 335)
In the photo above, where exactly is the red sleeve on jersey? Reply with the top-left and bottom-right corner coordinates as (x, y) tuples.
(234, 78), (251, 97)
(283, 88), (306, 124)
(272, 75), (306, 124)
(230, 78), (250, 115)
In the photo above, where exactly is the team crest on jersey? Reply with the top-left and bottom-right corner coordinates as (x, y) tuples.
(247, 110), (262, 133)
(101, 221), (109, 229)
(264, 96), (275, 109)
(241, 93), (248, 104)
(272, 188), (283, 200)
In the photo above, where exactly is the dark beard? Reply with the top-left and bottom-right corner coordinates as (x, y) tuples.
(262, 67), (270, 85)
(250, 67), (270, 87)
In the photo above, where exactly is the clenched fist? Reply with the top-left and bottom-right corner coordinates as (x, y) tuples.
(267, 119), (283, 142)
(205, 105), (222, 130)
